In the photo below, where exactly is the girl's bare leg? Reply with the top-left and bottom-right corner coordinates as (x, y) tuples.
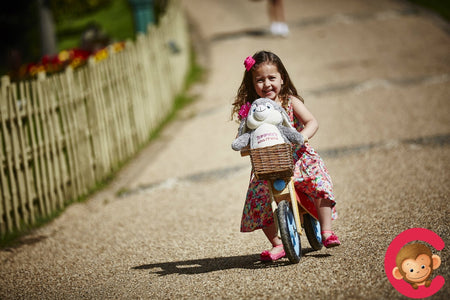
(314, 198), (333, 239)
(262, 223), (284, 254)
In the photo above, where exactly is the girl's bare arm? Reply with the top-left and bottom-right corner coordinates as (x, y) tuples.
(291, 96), (319, 140)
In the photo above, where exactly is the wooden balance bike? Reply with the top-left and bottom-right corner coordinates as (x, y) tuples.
(242, 143), (323, 263)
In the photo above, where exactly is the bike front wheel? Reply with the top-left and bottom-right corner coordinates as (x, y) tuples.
(277, 200), (301, 263)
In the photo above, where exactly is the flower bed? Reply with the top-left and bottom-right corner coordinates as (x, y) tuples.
(16, 41), (125, 79)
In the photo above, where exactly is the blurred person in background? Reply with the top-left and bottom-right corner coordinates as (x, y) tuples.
(267, 0), (289, 37)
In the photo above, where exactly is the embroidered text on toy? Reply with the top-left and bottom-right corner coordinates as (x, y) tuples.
(257, 132), (281, 144)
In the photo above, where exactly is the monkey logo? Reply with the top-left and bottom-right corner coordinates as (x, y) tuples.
(392, 243), (441, 289)
(384, 228), (445, 299)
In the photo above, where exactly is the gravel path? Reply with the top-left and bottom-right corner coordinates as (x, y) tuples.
(1, 0), (449, 299)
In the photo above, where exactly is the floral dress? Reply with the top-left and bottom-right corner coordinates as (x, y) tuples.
(240, 99), (337, 232)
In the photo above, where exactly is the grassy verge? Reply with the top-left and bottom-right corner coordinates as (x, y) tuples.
(148, 50), (204, 141)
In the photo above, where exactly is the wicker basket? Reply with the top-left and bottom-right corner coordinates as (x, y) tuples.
(250, 143), (293, 180)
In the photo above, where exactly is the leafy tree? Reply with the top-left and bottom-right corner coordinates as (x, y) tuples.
(50, 0), (113, 21)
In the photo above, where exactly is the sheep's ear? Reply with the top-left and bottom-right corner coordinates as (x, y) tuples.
(281, 109), (294, 129)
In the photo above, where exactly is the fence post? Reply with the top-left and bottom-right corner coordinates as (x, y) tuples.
(35, 71), (58, 214)
(0, 76), (14, 234)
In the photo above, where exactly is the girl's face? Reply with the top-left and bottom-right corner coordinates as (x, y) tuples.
(252, 63), (284, 102)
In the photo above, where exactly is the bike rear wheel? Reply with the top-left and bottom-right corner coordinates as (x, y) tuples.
(303, 214), (323, 251)
(277, 200), (301, 263)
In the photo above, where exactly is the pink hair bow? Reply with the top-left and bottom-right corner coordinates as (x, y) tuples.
(244, 56), (255, 71)
(238, 102), (251, 119)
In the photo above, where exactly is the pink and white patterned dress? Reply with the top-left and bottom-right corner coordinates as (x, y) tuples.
(240, 99), (337, 232)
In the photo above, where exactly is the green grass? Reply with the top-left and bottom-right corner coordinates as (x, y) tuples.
(56, 0), (135, 51)
(0, 209), (64, 248)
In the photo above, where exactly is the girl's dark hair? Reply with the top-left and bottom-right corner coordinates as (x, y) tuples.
(231, 51), (303, 121)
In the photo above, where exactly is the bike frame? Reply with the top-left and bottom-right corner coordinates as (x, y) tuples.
(241, 145), (314, 236)
(267, 177), (303, 236)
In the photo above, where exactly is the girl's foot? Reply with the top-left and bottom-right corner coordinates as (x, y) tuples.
(260, 244), (285, 261)
(321, 231), (341, 248)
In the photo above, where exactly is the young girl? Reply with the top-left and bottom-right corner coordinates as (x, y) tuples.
(232, 51), (340, 261)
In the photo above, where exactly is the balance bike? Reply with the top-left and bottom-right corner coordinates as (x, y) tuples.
(242, 143), (322, 263)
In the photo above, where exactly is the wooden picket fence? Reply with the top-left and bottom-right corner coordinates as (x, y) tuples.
(0, 0), (190, 236)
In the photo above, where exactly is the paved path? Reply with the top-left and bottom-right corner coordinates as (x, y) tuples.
(1, 0), (449, 299)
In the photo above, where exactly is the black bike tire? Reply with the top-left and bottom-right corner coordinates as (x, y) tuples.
(303, 214), (323, 251)
(277, 200), (301, 264)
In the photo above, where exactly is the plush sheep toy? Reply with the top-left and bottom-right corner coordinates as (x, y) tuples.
(232, 98), (304, 151)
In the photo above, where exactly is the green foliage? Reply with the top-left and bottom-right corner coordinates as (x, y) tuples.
(407, 0), (450, 21)
(50, 0), (113, 21)
(55, 0), (134, 51)
(0, 1), (41, 74)
(54, 0), (169, 52)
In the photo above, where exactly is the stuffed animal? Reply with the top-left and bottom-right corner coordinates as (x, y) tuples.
(231, 98), (304, 151)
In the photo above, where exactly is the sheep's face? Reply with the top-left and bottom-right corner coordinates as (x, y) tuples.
(247, 99), (282, 130)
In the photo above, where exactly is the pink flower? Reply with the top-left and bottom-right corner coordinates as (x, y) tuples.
(244, 56), (255, 71)
(238, 102), (251, 119)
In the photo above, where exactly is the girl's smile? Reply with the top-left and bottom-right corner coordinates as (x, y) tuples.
(252, 63), (284, 102)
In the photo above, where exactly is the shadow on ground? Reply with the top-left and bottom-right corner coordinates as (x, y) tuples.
(132, 248), (330, 276)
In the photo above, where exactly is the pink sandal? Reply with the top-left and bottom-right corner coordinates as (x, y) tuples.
(260, 244), (286, 261)
(321, 231), (341, 248)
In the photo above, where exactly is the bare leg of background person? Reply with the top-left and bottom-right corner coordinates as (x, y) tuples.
(267, 0), (289, 37)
